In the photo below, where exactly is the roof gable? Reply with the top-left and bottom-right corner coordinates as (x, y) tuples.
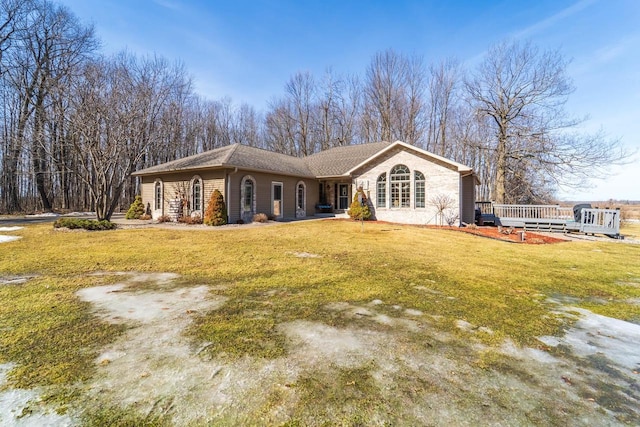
(304, 141), (393, 177)
(346, 141), (473, 175)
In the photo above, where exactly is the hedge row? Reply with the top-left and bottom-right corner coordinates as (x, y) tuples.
(53, 218), (117, 231)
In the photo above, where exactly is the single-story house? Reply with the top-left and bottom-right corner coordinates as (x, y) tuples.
(132, 140), (477, 225)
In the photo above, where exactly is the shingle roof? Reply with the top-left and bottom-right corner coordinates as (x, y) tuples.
(133, 144), (314, 177)
(304, 141), (393, 177)
(132, 144), (238, 175)
(132, 141), (471, 177)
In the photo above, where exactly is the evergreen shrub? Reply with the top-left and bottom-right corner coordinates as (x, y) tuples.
(348, 190), (371, 220)
(204, 189), (228, 226)
(125, 195), (145, 219)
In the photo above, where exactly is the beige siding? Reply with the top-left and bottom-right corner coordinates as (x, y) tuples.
(229, 171), (318, 223)
(139, 170), (225, 220)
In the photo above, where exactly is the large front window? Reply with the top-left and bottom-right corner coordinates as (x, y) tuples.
(376, 173), (386, 208)
(390, 164), (410, 208)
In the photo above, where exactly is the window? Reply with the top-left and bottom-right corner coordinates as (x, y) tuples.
(154, 180), (162, 210)
(390, 164), (410, 208)
(376, 173), (386, 208)
(296, 182), (306, 210)
(243, 179), (254, 212)
(415, 170), (425, 208)
(296, 181), (306, 218)
(191, 177), (202, 211)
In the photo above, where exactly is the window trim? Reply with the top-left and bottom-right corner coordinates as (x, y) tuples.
(376, 173), (386, 208)
(240, 175), (256, 215)
(390, 164), (410, 208)
(296, 181), (306, 218)
(190, 175), (203, 213)
(414, 170), (425, 208)
(154, 179), (163, 211)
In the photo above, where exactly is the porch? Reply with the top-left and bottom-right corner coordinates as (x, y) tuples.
(316, 180), (353, 214)
(475, 202), (621, 238)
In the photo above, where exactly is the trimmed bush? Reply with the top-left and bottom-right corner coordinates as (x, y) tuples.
(252, 213), (268, 223)
(53, 218), (116, 231)
(178, 214), (203, 225)
(157, 215), (172, 223)
(348, 190), (371, 221)
(204, 189), (227, 226)
(125, 195), (145, 219)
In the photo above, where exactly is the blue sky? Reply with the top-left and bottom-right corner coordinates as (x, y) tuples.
(58, 0), (640, 201)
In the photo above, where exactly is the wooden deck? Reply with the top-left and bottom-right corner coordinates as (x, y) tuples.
(476, 202), (621, 237)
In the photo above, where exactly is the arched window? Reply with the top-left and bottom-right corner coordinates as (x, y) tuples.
(296, 181), (306, 210)
(191, 176), (203, 212)
(376, 173), (386, 208)
(296, 181), (306, 218)
(390, 164), (410, 208)
(241, 175), (256, 215)
(154, 179), (163, 211)
(415, 170), (425, 208)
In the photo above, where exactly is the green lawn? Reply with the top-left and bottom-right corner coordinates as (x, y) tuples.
(1, 219), (639, 425)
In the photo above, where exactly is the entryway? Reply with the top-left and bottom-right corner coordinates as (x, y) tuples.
(272, 182), (283, 219)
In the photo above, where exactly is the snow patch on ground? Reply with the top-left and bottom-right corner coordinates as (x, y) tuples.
(0, 235), (21, 243)
(0, 364), (75, 427)
(77, 274), (230, 425)
(539, 306), (640, 372)
(0, 226), (23, 232)
(24, 212), (59, 218)
(2, 272), (639, 425)
(0, 225), (23, 244)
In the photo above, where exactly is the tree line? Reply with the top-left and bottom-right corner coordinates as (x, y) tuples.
(0, 0), (625, 219)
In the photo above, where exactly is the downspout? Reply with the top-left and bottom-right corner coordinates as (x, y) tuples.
(226, 167), (239, 224)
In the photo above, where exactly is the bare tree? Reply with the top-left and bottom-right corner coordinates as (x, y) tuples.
(362, 49), (427, 145)
(465, 40), (626, 204)
(67, 53), (191, 220)
(426, 58), (461, 155)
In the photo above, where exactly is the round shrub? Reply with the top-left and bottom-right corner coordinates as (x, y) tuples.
(252, 213), (268, 223)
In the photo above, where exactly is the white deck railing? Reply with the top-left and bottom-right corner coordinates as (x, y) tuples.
(482, 203), (620, 236)
(580, 208), (620, 235)
(492, 204), (574, 220)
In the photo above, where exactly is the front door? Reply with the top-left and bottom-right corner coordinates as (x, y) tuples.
(272, 182), (283, 219)
(338, 184), (349, 210)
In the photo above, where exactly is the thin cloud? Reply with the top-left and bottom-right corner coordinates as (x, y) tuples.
(593, 35), (639, 64)
(153, 0), (182, 11)
(512, 0), (597, 39)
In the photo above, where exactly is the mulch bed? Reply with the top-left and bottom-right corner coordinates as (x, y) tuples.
(440, 226), (567, 244)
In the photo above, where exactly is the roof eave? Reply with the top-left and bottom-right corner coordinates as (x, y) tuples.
(132, 164), (226, 177)
(345, 140), (473, 174)
(133, 163), (315, 179)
